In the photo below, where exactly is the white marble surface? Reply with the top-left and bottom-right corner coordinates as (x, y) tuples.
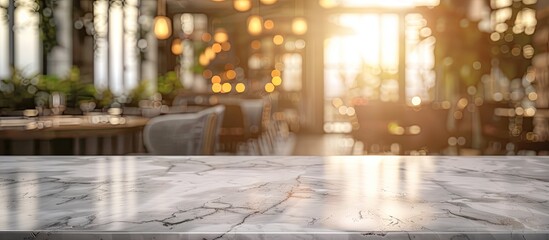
(0, 155), (548, 239)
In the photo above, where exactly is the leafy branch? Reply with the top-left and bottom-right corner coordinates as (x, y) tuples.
(35, 0), (58, 53)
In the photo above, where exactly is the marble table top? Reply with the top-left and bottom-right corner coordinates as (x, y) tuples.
(0, 155), (548, 240)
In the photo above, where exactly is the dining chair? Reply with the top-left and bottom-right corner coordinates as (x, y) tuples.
(143, 104), (226, 155)
(218, 103), (246, 153)
(239, 98), (265, 138)
(143, 112), (210, 155)
(197, 105), (225, 154)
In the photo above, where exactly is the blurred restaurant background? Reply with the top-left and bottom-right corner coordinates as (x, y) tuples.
(0, 0), (548, 156)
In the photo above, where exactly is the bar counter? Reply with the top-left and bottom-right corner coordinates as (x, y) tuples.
(0, 155), (548, 239)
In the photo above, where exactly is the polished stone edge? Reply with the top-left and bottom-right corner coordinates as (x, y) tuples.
(1, 231), (549, 240)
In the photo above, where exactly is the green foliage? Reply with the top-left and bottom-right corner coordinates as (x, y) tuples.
(0, 67), (186, 112)
(157, 71), (183, 104)
(126, 80), (152, 107)
(0, 67), (97, 111)
(61, 67), (97, 108)
(95, 88), (114, 109)
(35, 0), (58, 53)
(0, 69), (39, 109)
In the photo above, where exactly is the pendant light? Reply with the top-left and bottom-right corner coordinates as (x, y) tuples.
(234, 0), (252, 12)
(292, 0), (307, 35)
(247, 0), (263, 35)
(292, 17), (307, 35)
(154, 0), (172, 40)
(248, 15), (263, 35)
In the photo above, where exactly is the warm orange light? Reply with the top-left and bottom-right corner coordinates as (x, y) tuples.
(235, 83), (246, 93)
(271, 69), (281, 77)
(214, 29), (228, 43)
(154, 16), (172, 40)
(265, 83), (275, 92)
(234, 0), (252, 11)
(212, 83), (222, 93)
(221, 42), (231, 51)
(212, 43), (222, 53)
(260, 0), (277, 4)
(171, 38), (183, 55)
(319, 0), (338, 8)
(222, 83), (232, 93)
(202, 32), (212, 42)
(251, 40), (261, 50)
(292, 17), (307, 35)
(211, 75), (222, 84)
(264, 19), (275, 30)
(272, 76), (282, 86)
(226, 70), (237, 79)
(247, 15), (263, 35)
(199, 53), (210, 66)
(205, 47), (216, 60)
(273, 35), (284, 45)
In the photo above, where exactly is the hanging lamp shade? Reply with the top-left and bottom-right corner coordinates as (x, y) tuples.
(247, 15), (263, 36)
(234, 0), (252, 12)
(292, 17), (308, 35)
(154, 16), (172, 40)
(154, 0), (171, 40)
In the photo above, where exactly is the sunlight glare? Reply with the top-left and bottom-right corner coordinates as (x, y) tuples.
(327, 14), (399, 74)
(338, 0), (439, 8)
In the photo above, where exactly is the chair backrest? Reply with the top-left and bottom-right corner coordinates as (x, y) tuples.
(197, 105), (225, 154)
(143, 112), (210, 155)
(239, 98), (264, 138)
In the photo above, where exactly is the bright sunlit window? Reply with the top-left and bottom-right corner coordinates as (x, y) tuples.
(0, 0), (8, 78)
(93, 0), (141, 95)
(324, 14), (399, 102)
(15, 0), (40, 77)
(323, 3), (438, 133)
(282, 53), (302, 92)
(325, 0), (439, 8)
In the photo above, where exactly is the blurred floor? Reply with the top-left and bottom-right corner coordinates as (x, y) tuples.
(291, 133), (481, 156)
(292, 133), (361, 156)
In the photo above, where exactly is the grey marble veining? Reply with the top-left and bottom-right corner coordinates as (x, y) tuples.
(0, 155), (548, 240)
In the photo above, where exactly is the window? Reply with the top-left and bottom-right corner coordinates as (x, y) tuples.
(0, 0), (8, 78)
(93, 0), (141, 95)
(0, 0), (41, 77)
(320, 0), (443, 134)
(323, 12), (436, 133)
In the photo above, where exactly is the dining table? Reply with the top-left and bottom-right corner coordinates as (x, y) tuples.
(0, 114), (149, 155)
(0, 155), (547, 239)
